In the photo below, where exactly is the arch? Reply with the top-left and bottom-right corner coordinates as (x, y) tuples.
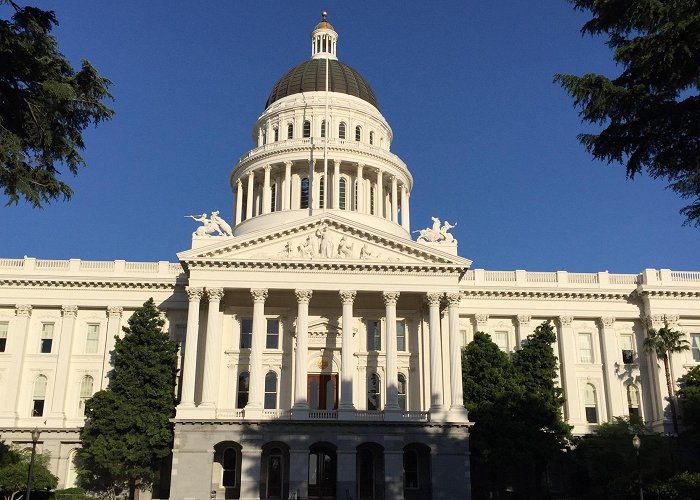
(309, 442), (337, 500)
(214, 441), (242, 499)
(584, 383), (598, 423)
(403, 443), (431, 500)
(303, 120), (311, 138)
(339, 177), (347, 210)
(300, 178), (310, 209)
(367, 373), (381, 411)
(357, 442), (385, 500)
(264, 371), (278, 409)
(79, 375), (94, 414)
(237, 371), (250, 408)
(65, 449), (79, 488)
(355, 125), (361, 142)
(287, 123), (294, 139)
(32, 374), (47, 417)
(339, 122), (346, 139)
(398, 373), (407, 411)
(627, 383), (641, 420)
(261, 442), (290, 500)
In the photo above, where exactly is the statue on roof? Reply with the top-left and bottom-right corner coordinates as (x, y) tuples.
(414, 217), (458, 244)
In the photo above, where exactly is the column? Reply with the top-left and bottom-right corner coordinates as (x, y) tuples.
(516, 314), (531, 350)
(599, 316), (624, 419)
(447, 293), (468, 420)
(355, 163), (364, 213)
(557, 315), (580, 422)
(284, 160), (292, 210)
(391, 175), (398, 222)
(262, 165), (272, 215)
(645, 314), (666, 422)
(48, 305), (78, 423)
(179, 287), (203, 407)
(293, 290), (312, 415)
(339, 291), (356, 414)
(246, 288), (268, 414)
(200, 288), (224, 409)
(333, 160), (341, 209)
(235, 179), (243, 225)
(426, 293), (444, 411)
(10, 305), (32, 420)
(376, 169), (383, 218)
(103, 306), (123, 389)
(246, 171), (254, 220)
(400, 185), (409, 231)
(383, 291), (401, 417)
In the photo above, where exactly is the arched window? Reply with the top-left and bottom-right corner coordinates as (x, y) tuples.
(264, 372), (278, 409)
(237, 371), (250, 408)
(585, 383), (598, 423)
(300, 178), (310, 209)
(369, 131), (374, 145)
(66, 449), (79, 488)
(319, 176), (325, 208)
(370, 186), (375, 215)
(79, 375), (94, 414)
(262, 129), (267, 146)
(222, 447), (237, 488)
(270, 183), (277, 213)
(320, 120), (326, 138)
(287, 123), (294, 139)
(627, 384), (640, 420)
(32, 375), (47, 417)
(367, 373), (381, 411)
(339, 178), (347, 210)
(339, 122), (346, 139)
(353, 180), (358, 211)
(303, 120), (311, 138)
(398, 374), (407, 410)
(355, 125), (361, 141)
(273, 127), (279, 142)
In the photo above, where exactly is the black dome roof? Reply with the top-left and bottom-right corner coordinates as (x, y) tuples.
(265, 58), (379, 110)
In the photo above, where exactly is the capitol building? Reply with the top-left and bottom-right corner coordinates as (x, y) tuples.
(1, 14), (699, 500)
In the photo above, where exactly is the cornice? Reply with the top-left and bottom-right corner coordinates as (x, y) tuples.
(461, 289), (635, 302)
(635, 289), (700, 299)
(184, 259), (464, 275)
(0, 278), (181, 291)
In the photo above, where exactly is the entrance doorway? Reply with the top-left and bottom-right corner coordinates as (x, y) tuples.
(308, 444), (336, 499)
(307, 374), (338, 410)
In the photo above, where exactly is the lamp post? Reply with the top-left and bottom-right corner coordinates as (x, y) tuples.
(26, 427), (41, 500)
(632, 434), (643, 500)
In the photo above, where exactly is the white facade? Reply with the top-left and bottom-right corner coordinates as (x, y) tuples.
(1, 14), (699, 500)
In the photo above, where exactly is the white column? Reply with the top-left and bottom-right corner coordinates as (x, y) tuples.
(447, 293), (468, 419)
(48, 305), (78, 423)
(262, 165), (271, 215)
(200, 288), (224, 409)
(400, 185), (409, 231)
(391, 176), (398, 222)
(376, 169), (383, 218)
(246, 171), (254, 220)
(333, 160), (341, 209)
(179, 287), (203, 407)
(356, 163), (364, 213)
(284, 160), (292, 210)
(558, 315), (580, 422)
(426, 293), (444, 411)
(293, 290), (312, 414)
(235, 180), (243, 225)
(102, 306), (123, 389)
(600, 316), (624, 419)
(516, 314), (531, 350)
(339, 291), (356, 413)
(246, 288), (268, 413)
(383, 291), (401, 417)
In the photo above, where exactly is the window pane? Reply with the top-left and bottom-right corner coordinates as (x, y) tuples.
(367, 321), (381, 351)
(240, 319), (253, 349)
(367, 373), (380, 410)
(237, 372), (250, 408)
(339, 178), (346, 210)
(494, 331), (508, 351)
(287, 123), (294, 139)
(319, 176), (325, 208)
(303, 121), (311, 138)
(398, 374), (407, 410)
(80, 376), (94, 398)
(692, 334), (700, 362)
(0, 322), (7, 352)
(404, 450), (419, 489)
(32, 399), (44, 417)
(86, 324), (100, 354)
(339, 122), (346, 139)
(396, 321), (406, 351)
(266, 319), (279, 349)
(41, 323), (54, 353)
(579, 333), (592, 363)
(355, 126), (361, 141)
(300, 178), (310, 209)
(585, 406), (598, 423)
(369, 131), (374, 145)
(33, 375), (47, 398)
(320, 120), (326, 138)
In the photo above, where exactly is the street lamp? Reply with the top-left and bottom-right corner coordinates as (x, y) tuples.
(632, 434), (643, 500)
(25, 427), (41, 500)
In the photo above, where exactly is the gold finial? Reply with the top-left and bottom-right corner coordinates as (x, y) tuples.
(322, 11), (328, 20)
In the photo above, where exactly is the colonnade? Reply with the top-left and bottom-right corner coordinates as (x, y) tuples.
(178, 287), (466, 420)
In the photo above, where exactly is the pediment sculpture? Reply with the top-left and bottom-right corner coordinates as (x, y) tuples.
(414, 217), (457, 244)
(187, 210), (233, 237)
(274, 224), (382, 261)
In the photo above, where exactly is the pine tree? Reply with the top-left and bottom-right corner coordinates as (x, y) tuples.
(78, 298), (178, 500)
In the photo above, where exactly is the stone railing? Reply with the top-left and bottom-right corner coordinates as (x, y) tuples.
(0, 257), (184, 277)
(209, 409), (431, 422)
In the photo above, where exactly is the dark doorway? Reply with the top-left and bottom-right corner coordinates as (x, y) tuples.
(357, 443), (385, 500)
(308, 444), (337, 499)
(307, 374), (338, 410)
(261, 442), (289, 499)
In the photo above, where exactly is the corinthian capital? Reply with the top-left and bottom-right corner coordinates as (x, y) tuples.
(445, 292), (461, 307)
(339, 290), (357, 305)
(600, 316), (615, 328)
(425, 292), (443, 306)
(295, 289), (312, 303)
(250, 288), (268, 303)
(559, 315), (574, 327)
(206, 288), (225, 302)
(61, 305), (78, 318)
(382, 291), (400, 305)
(107, 306), (124, 318)
(186, 286), (204, 302)
(15, 304), (32, 317)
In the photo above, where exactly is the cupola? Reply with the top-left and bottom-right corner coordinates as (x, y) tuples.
(311, 12), (338, 60)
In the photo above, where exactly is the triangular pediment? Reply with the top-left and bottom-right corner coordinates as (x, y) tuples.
(177, 213), (472, 271)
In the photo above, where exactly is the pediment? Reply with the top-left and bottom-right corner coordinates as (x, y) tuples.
(178, 214), (472, 270)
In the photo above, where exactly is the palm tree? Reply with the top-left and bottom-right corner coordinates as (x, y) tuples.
(644, 326), (690, 434)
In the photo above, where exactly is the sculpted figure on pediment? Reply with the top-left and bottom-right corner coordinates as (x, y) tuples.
(360, 243), (376, 260)
(210, 211), (233, 236)
(337, 236), (354, 259)
(414, 216), (458, 244)
(187, 211), (233, 237)
(298, 235), (316, 258)
(318, 226), (334, 258)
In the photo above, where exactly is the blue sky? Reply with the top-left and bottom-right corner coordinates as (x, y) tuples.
(3, 2), (699, 273)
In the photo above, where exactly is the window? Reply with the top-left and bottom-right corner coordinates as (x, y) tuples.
(287, 123), (294, 139)
(32, 375), (47, 416)
(397, 321), (406, 351)
(692, 334), (700, 362)
(273, 127), (279, 142)
(355, 125), (361, 141)
(237, 372), (250, 408)
(0, 322), (7, 352)
(493, 331), (508, 352)
(320, 120), (326, 138)
(85, 324), (100, 354)
(367, 320), (381, 351)
(266, 319), (279, 349)
(222, 447), (237, 487)
(585, 383), (598, 423)
(40, 323), (54, 353)
(264, 372), (278, 409)
(369, 186), (375, 215)
(403, 449), (418, 489)
(367, 373), (381, 410)
(319, 176), (325, 208)
(353, 180), (358, 211)
(79, 375), (94, 414)
(627, 384), (640, 420)
(339, 178), (347, 210)
(620, 334), (635, 364)
(240, 319), (252, 349)
(339, 122), (346, 139)
(398, 373), (407, 410)
(270, 182), (277, 212)
(303, 120), (311, 138)
(261, 129), (266, 145)
(369, 131), (374, 145)
(300, 178), (310, 209)
(578, 333), (593, 363)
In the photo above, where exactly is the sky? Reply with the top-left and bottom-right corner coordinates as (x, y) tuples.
(2, 2), (699, 273)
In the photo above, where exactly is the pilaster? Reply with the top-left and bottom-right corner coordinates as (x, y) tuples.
(200, 288), (224, 415)
(383, 291), (401, 419)
(557, 315), (580, 422)
(47, 305), (78, 425)
(338, 290), (357, 416)
(447, 293), (468, 421)
(178, 287), (203, 410)
(599, 316), (624, 420)
(426, 292), (444, 413)
(245, 288), (268, 417)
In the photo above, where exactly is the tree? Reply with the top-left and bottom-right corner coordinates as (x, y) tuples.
(643, 326), (690, 434)
(0, 442), (58, 500)
(678, 365), (700, 439)
(0, 1), (113, 207)
(555, 0), (700, 226)
(78, 299), (178, 500)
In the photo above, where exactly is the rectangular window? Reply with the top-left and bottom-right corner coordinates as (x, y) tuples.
(493, 331), (508, 352)
(692, 334), (700, 363)
(367, 320), (381, 351)
(40, 323), (54, 353)
(396, 321), (406, 351)
(85, 324), (100, 354)
(620, 334), (635, 364)
(266, 319), (279, 349)
(585, 406), (598, 424)
(240, 319), (253, 349)
(0, 322), (7, 352)
(578, 333), (593, 363)
(32, 399), (45, 417)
